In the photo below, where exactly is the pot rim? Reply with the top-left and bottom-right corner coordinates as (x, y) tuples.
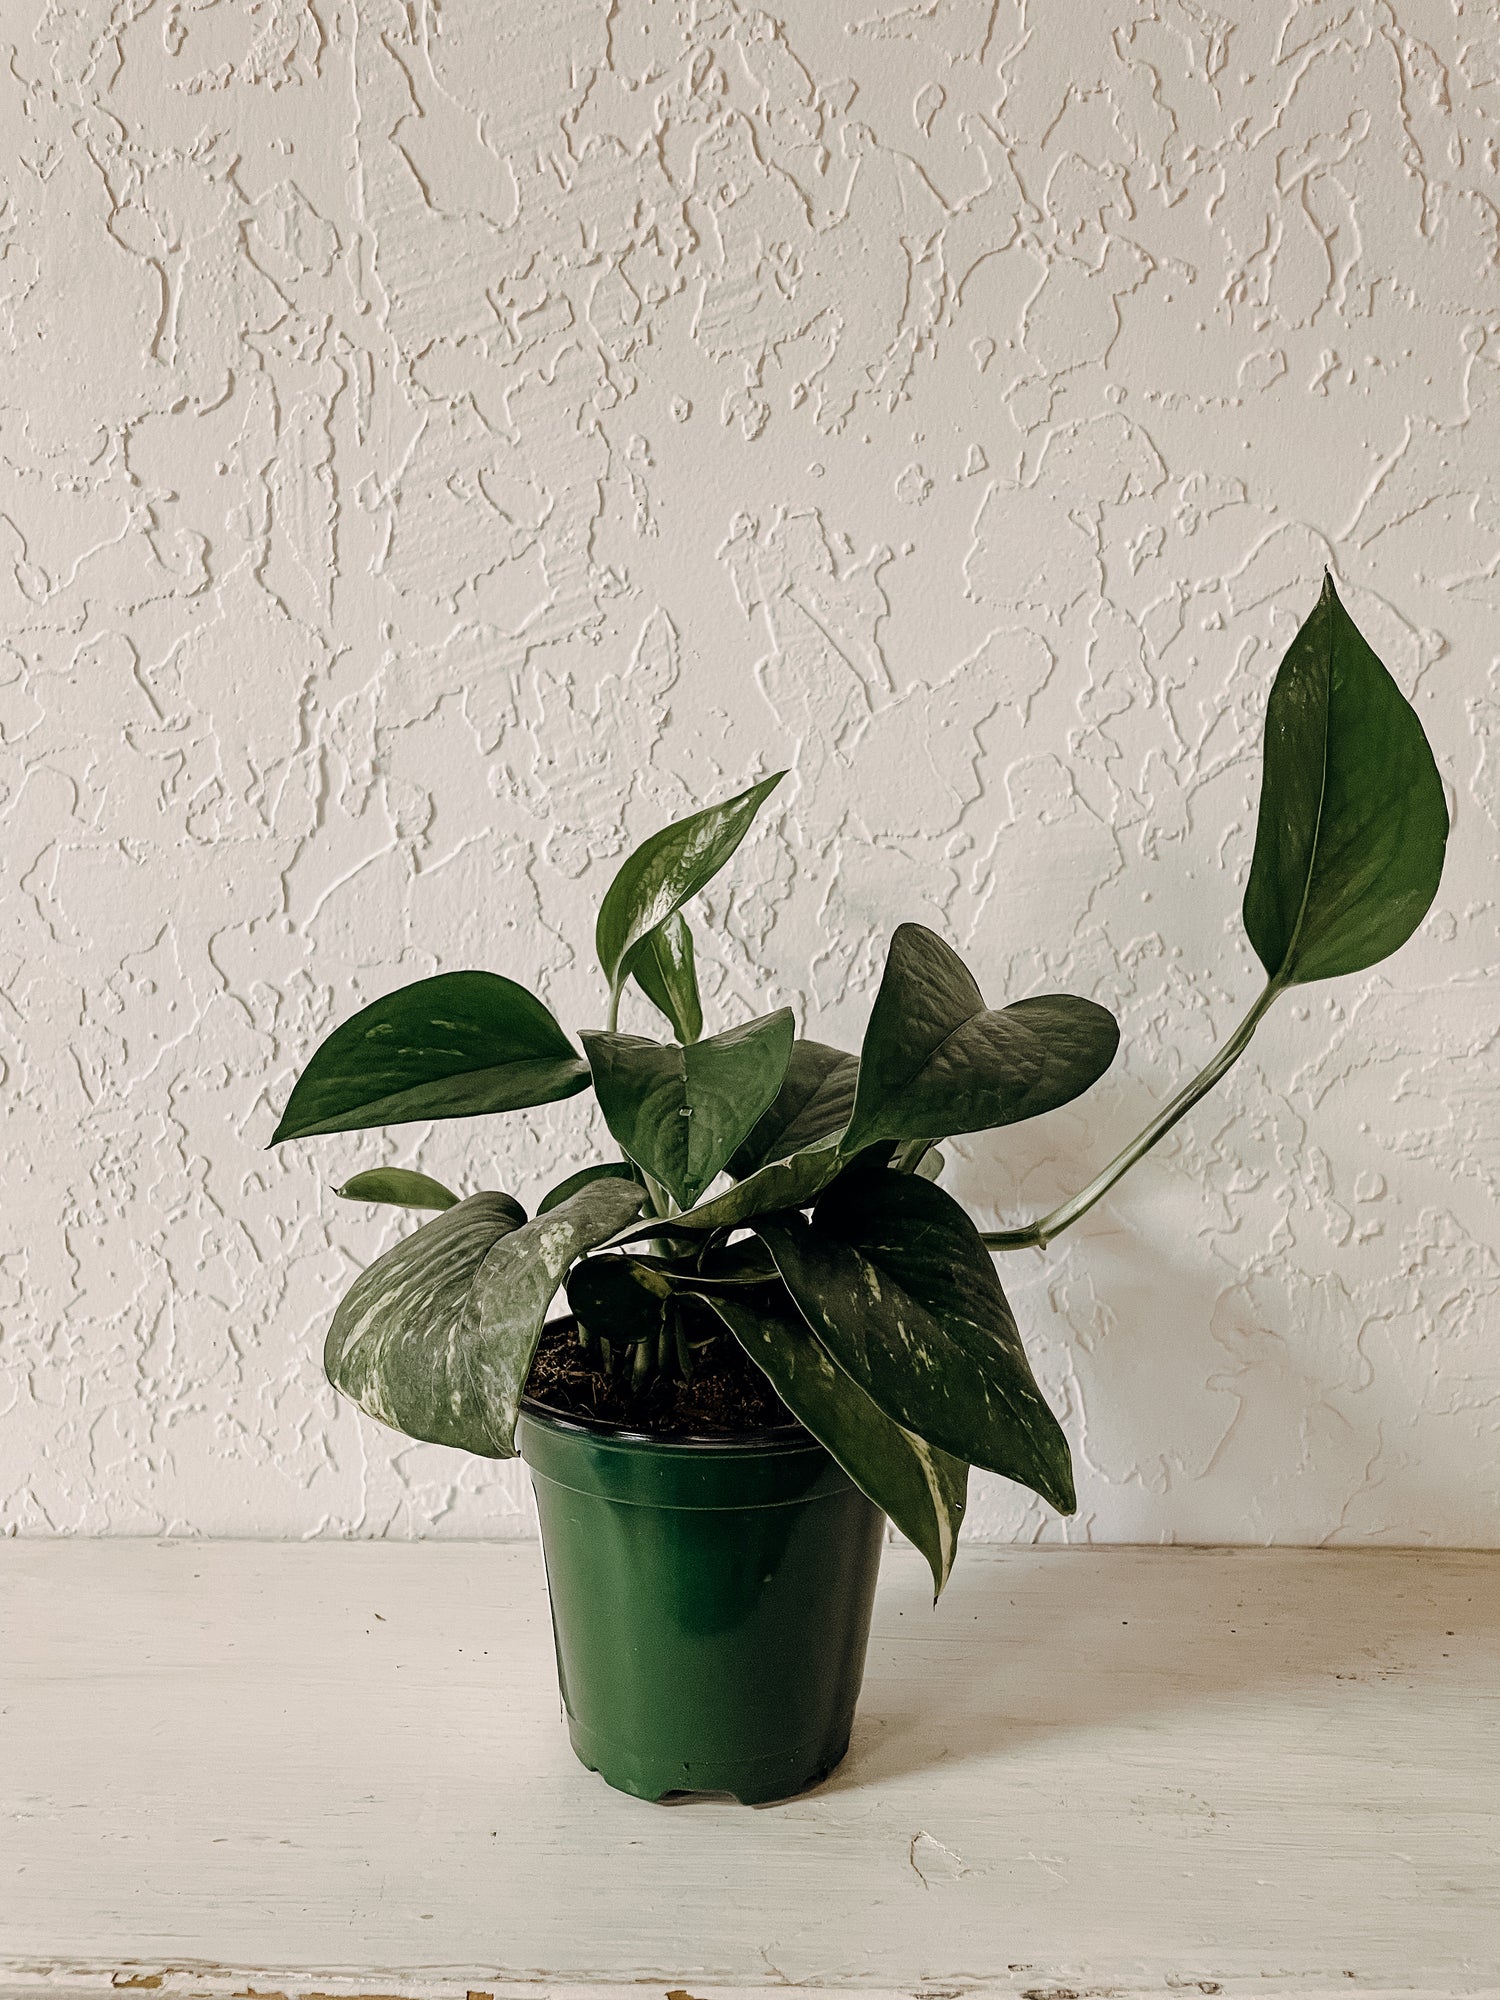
(518, 1391), (813, 1454)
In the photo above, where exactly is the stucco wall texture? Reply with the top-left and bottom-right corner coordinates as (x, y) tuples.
(1, 0), (1495, 1543)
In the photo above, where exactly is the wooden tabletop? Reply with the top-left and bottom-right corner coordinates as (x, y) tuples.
(3, 1541), (1497, 2000)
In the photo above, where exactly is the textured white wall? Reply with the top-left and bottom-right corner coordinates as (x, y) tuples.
(1, 0), (1495, 1543)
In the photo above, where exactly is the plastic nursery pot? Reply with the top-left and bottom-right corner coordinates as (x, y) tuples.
(517, 1395), (886, 1806)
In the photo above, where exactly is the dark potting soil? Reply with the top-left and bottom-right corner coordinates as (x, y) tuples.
(525, 1315), (797, 1439)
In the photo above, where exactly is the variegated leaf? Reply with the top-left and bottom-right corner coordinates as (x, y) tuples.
(325, 1178), (647, 1457)
(595, 773), (784, 1004)
(757, 1171), (1075, 1514)
(272, 970), (589, 1144)
(702, 1288), (968, 1598)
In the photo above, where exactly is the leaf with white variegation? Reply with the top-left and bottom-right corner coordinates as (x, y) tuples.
(272, 971), (589, 1144)
(757, 1171), (1075, 1513)
(595, 774), (784, 1006)
(325, 1178), (647, 1457)
(701, 1288), (968, 1597)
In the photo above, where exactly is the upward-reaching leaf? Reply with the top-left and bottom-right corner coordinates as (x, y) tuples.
(727, 1039), (859, 1176)
(700, 1288), (969, 1598)
(271, 971), (589, 1145)
(756, 1171), (1075, 1514)
(841, 925), (1119, 1154)
(595, 774), (784, 1003)
(1243, 573), (1449, 989)
(325, 1178), (647, 1457)
(632, 912), (703, 1043)
(582, 1010), (795, 1209)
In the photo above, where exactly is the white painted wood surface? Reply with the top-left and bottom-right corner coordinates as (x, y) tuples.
(2, 1544), (1497, 2000)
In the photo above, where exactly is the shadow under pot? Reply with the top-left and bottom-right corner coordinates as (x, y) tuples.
(517, 1397), (886, 1805)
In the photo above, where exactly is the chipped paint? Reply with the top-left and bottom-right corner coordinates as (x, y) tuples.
(0, 2), (1492, 1546)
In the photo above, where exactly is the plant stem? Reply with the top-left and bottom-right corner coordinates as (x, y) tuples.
(607, 985), (621, 1033)
(982, 981), (1282, 1253)
(639, 1169), (674, 1220)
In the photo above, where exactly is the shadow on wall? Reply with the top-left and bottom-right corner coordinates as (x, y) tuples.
(834, 1546), (1500, 1793)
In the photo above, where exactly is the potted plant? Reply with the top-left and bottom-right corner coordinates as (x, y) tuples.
(268, 576), (1447, 1804)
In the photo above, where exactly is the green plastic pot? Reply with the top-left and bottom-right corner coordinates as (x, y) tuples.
(518, 1396), (886, 1805)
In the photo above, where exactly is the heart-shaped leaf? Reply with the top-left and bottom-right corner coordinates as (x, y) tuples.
(334, 1168), (467, 1213)
(1243, 572), (1449, 988)
(728, 1039), (859, 1176)
(631, 912), (703, 1044)
(325, 1178), (647, 1456)
(272, 971), (590, 1145)
(537, 1160), (643, 1216)
(701, 1288), (968, 1597)
(757, 1171), (1075, 1513)
(595, 774), (784, 1004)
(842, 925), (1119, 1153)
(582, 1009), (795, 1209)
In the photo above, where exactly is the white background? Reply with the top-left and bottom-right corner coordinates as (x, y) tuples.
(0, 0), (1494, 1543)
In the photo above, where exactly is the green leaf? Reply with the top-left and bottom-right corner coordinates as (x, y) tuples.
(1243, 572), (1449, 988)
(595, 774), (785, 1003)
(325, 1178), (647, 1457)
(701, 1288), (968, 1598)
(334, 1168), (468, 1213)
(323, 1192), (527, 1452)
(537, 1161), (643, 1216)
(582, 1009), (795, 1209)
(756, 1172), (1075, 1514)
(842, 925), (1119, 1153)
(632, 912), (703, 1043)
(727, 1039), (859, 1177)
(272, 971), (590, 1145)
(566, 1254), (669, 1349)
(608, 1132), (850, 1247)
